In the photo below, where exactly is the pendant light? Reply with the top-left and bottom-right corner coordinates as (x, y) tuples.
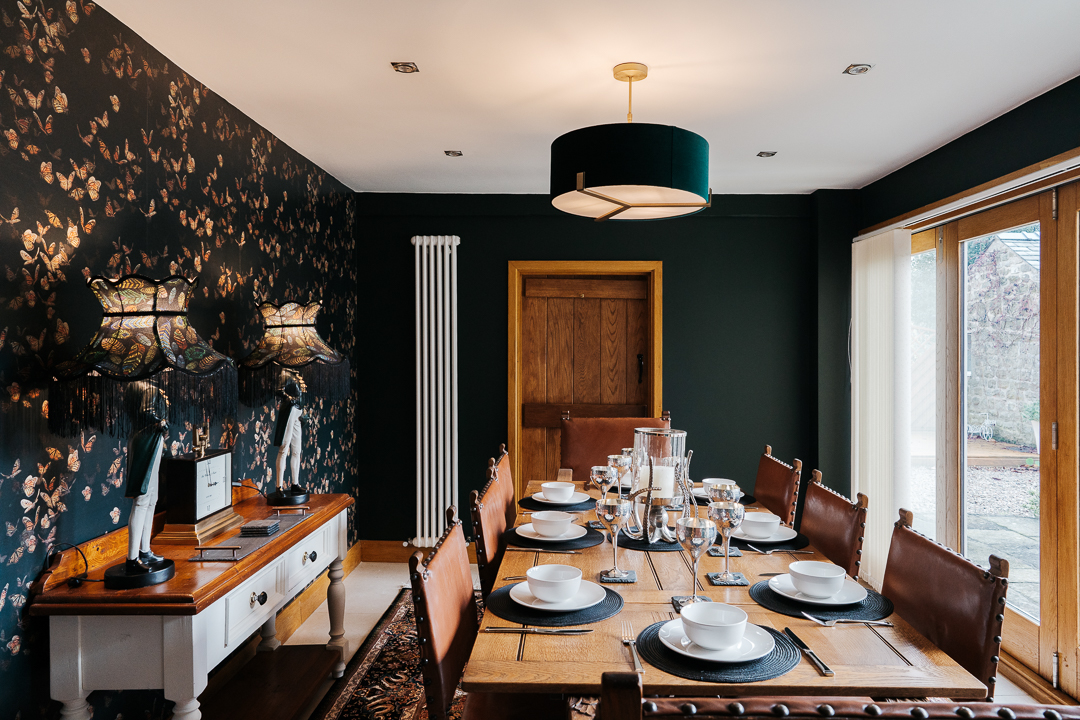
(550, 63), (711, 221)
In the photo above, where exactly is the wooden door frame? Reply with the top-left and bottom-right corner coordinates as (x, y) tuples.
(507, 260), (663, 500)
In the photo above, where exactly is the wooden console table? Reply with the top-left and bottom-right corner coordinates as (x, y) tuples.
(29, 493), (354, 720)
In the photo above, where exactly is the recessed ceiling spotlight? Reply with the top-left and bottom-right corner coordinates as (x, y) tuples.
(757, 151), (777, 158)
(842, 64), (873, 76)
(444, 150), (463, 157)
(391, 62), (419, 73)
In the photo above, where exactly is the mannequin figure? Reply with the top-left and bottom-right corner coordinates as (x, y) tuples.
(269, 376), (309, 504)
(124, 389), (169, 573)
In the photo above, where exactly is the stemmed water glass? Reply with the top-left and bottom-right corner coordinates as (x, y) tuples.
(590, 465), (618, 501)
(708, 501), (746, 583)
(708, 480), (741, 504)
(596, 497), (632, 580)
(675, 516), (717, 605)
(607, 455), (632, 496)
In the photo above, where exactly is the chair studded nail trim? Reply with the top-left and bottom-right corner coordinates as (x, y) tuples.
(798, 469), (869, 579)
(753, 444), (802, 526)
(470, 444), (515, 598)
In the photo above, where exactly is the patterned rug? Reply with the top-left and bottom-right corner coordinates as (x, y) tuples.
(309, 588), (470, 720)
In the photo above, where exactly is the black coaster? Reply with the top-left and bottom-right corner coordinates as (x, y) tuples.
(505, 526), (605, 551)
(599, 570), (637, 584)
(671, 596), (712, 613)
(730, 532), (810, 552)
(519, 496), (595, 512)
(707, 546), (743, 558)
(748, 581), (894, 621)
(706, 572), (750, 587)
(485, 582), (624, 627)
(614, 534), (684, 552)
(588, 520), (606, 530)
(636, 622), (800, 683)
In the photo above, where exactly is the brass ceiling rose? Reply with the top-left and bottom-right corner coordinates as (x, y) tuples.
(613, 62), (648, 83)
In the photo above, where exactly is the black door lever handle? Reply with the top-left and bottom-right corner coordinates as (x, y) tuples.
(638, 354), (644, 384)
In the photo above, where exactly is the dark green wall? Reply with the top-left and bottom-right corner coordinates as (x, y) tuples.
(357, 192), (857, 540)
(860, 75), (1080, 230)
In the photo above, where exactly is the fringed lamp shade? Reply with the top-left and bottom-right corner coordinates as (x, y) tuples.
(49, 274), (236, 437)
(239, 301), (349, 406)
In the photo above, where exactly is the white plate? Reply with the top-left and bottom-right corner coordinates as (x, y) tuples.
(508, 579), (607, 612)
(732, 526), (798, 544)
(768, 574), (868, 606)
(515, 523), (588, 543)
(658, 619), (775, 663)
(693, 488), (744, 500)
(532, 491), (592, 505)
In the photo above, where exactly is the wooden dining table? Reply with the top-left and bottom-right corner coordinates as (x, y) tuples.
(461, 470), (987, 699)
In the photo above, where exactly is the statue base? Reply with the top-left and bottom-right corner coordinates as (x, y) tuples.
(103, 558), (176, 590)
(267, 490), (310, 506)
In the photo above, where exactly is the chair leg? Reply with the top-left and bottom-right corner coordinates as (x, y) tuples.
(600, 672), (643, 720)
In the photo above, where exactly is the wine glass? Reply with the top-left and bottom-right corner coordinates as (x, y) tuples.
(675, 516), (716, 604)
(590, 465), (617, 501)
(707, 480), (741, 504)
(607, 455), (632, 496)
(708, 501), (745, 582)
(596, 497), (632, 579)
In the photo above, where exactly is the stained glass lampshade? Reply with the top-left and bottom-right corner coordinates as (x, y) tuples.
(49, 274), (236, 437)
(239, 301), (349, 406)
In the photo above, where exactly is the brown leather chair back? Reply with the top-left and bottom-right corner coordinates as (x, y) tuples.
(881, 510), (1009, 700)
(753, 444), (802, 525)
(798, 470), (868, 579)
(470, 444), (516, 598)
(410, 506), (480, 720)
(561, 414), (670, 487)
(598, 672), (1074, 720)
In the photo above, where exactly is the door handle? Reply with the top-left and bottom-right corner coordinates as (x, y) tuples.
(637, 354), (644, 384)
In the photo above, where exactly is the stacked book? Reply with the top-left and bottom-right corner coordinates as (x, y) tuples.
(240, 518), (280, 537)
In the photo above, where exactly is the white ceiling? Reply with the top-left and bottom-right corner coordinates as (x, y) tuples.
(105, 1), (1080, 195)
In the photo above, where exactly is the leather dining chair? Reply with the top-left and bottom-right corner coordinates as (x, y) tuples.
(470, 444), (516, 598)
(561, 412), (671, 487)
(595, 672), (1073, 720)
(881, 509), (1010, 701)
(797, 470), (868, 579)
(410, 506), (565, 720)
(753, 444), (802, 526)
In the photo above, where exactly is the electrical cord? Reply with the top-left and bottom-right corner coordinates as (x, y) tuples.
(48, 542), (104, 588)
(232, 479), (267, 497)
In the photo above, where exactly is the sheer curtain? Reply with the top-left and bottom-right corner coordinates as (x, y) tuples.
(850, 229), (911, 589)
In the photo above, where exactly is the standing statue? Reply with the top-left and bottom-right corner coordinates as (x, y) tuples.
(269, 376), (309, 505)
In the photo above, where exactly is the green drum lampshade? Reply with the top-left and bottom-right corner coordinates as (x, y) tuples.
(550, 123), (710, 221)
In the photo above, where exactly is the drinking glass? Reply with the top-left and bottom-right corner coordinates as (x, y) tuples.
(707, 480), (741, 504)
(708, 501), (745, 582)
(595, 497), (632, 579)
(675, 516), (717, 604)
(607, 455), (632, 496)
(590, 465), (617, 501)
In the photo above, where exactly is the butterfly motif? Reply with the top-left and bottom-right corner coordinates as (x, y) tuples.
(66, 221), (80, 248)
(51, 86), (67, 114)
(186, 154), (195, 174)
(39, 161), (53, 183)
(4, 524), (13, 538)
(81, 432), (96, 453)
(109, 94), (119, 112)
(80, 47), (89, 63)
(0, 584), (6, 611)
(4, 129), (18, 149)
(94, 109), (108, 128)
(22, 477), (35, 497)
(86, 176), (100, 201)
(9, 594), (24, 610)
(57, 172), (73, 191)
(8, 547), (23, 565)
(54, 319), (68, 345)
(24, 88), (42, 109)
(78, 207), (95, 235)
(66, 447), (79, 472)
(23, 143), (38, 154)
(109, 507), (120, 524)
(81, 485), (91, 501)
(33, 112), (52, 135)
(6, 635), (20, 655)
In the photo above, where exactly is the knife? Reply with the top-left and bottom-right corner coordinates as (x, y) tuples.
(484, 627), (593, 635)
(784, 627), (834, 677)
(505, 548), (580, 554)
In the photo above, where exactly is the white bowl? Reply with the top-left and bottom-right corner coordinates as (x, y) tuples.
(788, 561), (846, 598)
(680, 602), (747, 650)
(530, 510), (573, 538)
(741, 512), (781, 539)
(541, 481), (576, 503)
(526, 564), (582, 603)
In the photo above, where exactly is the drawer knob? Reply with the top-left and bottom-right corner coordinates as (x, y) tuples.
(250, 591), (268, 608)
(304, 550), (318, 564)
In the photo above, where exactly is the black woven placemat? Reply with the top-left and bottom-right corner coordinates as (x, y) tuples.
(505, 525), (605, 550)
(519, 496), (596, 512)
(636, 621), (800, 683)
(730, 532), (810, 551)
(612, 534), (684, 552)
(485, 582), (624, 627)
(748, 581), (894, 621)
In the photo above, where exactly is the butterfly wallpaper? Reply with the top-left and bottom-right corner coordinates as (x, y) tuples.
(0, 2), (357, 718)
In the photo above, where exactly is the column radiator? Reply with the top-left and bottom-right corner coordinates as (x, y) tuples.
(412, 236), (460, 547)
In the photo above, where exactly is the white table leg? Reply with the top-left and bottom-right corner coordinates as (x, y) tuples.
(169, 697), (200, 720)
(58, 697), (91, 720)
(257, 614), (282, 652)
(326, 557), (346, 677)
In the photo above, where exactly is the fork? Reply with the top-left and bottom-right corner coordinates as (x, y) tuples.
(745, 544), (815, 556)
(621, 620), (644, 673)
(801, 611), (893, 628)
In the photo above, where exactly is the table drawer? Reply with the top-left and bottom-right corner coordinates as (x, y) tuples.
(225, 556), (286, 646)
(286, 523), (331, 588)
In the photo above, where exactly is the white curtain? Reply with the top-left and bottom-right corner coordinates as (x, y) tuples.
(851, 228), (912, 589)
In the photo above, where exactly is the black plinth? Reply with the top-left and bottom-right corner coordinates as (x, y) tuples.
(267, 490), (310, 506)
(103, 558), (176, 589)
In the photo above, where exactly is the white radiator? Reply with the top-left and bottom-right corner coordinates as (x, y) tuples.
(412, 236), (460, 547)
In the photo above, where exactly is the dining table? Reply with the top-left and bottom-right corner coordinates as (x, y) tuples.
(460, 469), (987, 700)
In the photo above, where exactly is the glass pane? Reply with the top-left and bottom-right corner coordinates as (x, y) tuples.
(910, 249), (937, 540)
(962, 222), (1041, 621)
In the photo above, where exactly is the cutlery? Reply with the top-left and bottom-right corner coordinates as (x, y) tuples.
(784, 627), (834, 677)
(745, 544), (815, 556)
(505, 548), (580, 554)
(621, 620), (645, 673)
(523, 511), (585, 515)
(484, 627), (593, 635)
(758, 572), (784, 577)
(801, 611), (893, 628)
(503, 575), (527, 581)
